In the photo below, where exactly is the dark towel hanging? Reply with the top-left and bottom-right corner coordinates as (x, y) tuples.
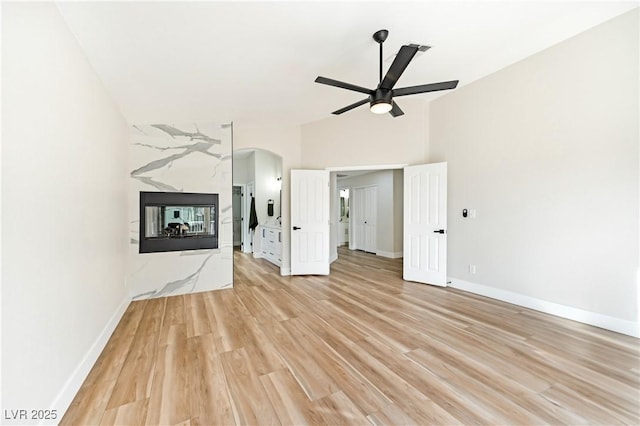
(249, 196), (259, 231)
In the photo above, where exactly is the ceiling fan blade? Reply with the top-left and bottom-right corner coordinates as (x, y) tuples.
(379, 44), (420, 90)
(389, 101), (404, 117)
(332, 98), (370, 115)
(315, 77), (372, 95)
(393, 80), (459, 97)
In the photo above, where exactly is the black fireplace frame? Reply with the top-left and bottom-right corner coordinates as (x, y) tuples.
(139, 191), (219, 253)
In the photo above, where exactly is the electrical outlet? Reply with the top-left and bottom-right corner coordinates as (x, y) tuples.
(469, 264), (476, 274)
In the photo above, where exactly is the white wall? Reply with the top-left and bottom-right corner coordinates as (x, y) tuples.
(430, 10), (639, 335)
(253, 149), (283, 226)
(2, 2), (130, 420)
(232, 153), (253, 185)
(234, 125), (302, 275)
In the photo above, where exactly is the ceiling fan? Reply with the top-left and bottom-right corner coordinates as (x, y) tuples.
(315, 29), (459, 117)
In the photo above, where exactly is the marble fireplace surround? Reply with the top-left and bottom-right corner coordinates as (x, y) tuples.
(128, 122), (233, 300)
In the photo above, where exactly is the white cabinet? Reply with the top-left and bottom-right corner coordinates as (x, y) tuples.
(338, 219), (349, 246)
(259, 225), (281, 267)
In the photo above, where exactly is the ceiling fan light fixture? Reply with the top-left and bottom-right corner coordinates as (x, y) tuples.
(370, 88), (393, 114)
(370, 100), (392, 114)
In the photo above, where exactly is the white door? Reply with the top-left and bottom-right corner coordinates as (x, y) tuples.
(352, 186), (377, 253)
(353, 188), (366, 250)
(403, 163), (447, 286)
(363, 186), (377, 253)
(291, 170), (330, 275)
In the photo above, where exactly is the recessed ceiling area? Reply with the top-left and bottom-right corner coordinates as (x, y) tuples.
(56, 1), (637, 127)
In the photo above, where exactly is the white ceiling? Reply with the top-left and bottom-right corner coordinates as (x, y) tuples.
(56, 1), (637, 128)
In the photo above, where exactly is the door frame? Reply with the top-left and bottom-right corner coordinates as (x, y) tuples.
(232, 184), (245, 250)
(245, 182), (254, 253)
(328, 164), (407, 258)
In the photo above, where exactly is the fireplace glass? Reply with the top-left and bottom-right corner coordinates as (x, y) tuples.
(139, 192), (218, 253)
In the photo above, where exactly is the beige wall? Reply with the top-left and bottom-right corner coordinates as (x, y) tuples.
(301, 98), (429, 168)
(2, 2), (130, 415)
(429, 10), (639, 326)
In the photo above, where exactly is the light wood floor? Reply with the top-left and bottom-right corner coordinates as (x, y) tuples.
(62, 248), (640, 425)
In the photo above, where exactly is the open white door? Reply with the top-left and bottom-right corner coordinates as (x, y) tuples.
(403, 162), (447, 286)
(291, 169), (330, 275)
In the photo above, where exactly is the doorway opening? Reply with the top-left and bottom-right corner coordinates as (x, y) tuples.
(292, 163), (447, 286)
(232, 148), (283, 272)
(331, 165), (406, 264)
(338, 189), (349, 248)
(232, 185), (244, 250)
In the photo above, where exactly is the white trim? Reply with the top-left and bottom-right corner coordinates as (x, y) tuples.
(330, 253), (338, 263)
(50, 297), (130, 423)
(449, 277), (639, 338)
(326, 164), (408, 172)
(375, 250), (403, 259)
(280, 267), (291, 276)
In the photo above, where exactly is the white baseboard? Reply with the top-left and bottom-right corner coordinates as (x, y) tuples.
(50, 297), (130, 423)
(376, 250), (403, 259)
(280, 267), (291, 276)
(449, 277), (639, 338)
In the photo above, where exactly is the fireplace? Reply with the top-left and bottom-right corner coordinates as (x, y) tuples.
(139, 191), (219, 253)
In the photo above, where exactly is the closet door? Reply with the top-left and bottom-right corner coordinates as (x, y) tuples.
(353, 188), (366, 251)
(353, 186), (377, 254)
(363, 186), (377, 253)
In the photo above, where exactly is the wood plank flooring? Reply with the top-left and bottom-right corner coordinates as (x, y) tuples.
(61, 247), (640, 425)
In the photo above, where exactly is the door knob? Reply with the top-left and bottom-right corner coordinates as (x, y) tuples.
(433, 229), (446, 234)
(293, 226), (301, 230)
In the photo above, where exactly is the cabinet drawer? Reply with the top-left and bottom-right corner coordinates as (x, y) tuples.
(260, 226), (281, 266)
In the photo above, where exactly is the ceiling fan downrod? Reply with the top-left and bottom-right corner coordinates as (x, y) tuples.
(373, 29), (388, 84)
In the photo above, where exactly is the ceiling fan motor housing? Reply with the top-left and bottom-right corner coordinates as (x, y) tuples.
(370, 88), (392, 107)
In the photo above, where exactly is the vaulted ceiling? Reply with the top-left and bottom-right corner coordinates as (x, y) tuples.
(56, 1), (636, 127)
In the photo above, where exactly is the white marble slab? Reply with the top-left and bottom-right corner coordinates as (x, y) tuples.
(128, 123), (233, 299)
